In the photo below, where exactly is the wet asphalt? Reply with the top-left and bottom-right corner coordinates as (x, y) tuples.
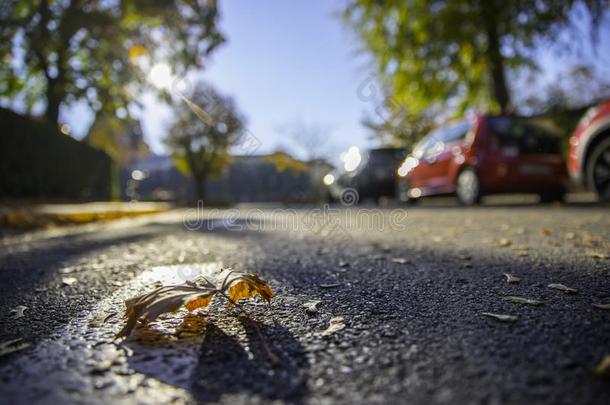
(0, 203), (609, 404)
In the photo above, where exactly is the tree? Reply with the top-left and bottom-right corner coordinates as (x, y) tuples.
(0, 0), (224, 126)
(343, 0), (606, 121)
(166, 82), (244, 202)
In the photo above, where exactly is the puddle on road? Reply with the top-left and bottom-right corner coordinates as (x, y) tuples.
(0, 261), (227, 404)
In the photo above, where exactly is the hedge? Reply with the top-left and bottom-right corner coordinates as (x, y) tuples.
(0, 107), (117, 201)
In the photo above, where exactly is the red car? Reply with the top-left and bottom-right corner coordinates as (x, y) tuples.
(567, 100), (610, 201)
(396, 115), (567, 205)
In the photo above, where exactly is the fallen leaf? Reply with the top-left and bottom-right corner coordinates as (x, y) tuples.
(303, 300), (321, 315)
(481, 312), (518, 322)
(321, 316), (345, 336)
(547, 283), (578, 294)
(503, 296), (544, 306)
(62, 277), (77, 286)
(0, 338), (30, 357)
(593, 355), (610, 377)
(391, 258), (409, 264)
(592, 303), (610, 310)
(116, 269), (273, 338)
(10, 305), (27, 320)
(497, 238), (512, 247)
(542, 228), (552, 236)
(319, 283), (342, 289)
(503, 273), (521, 284)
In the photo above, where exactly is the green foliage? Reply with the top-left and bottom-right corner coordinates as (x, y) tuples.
(0, 107), (116, 200)
(166, 82), (244, 200)
(343, 0), (606, 144)
(0, 0), (224, 124)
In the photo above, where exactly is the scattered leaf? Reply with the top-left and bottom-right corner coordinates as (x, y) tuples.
(0, 338), (30, 357)
(593, 355), (610, 377)
(391, 258), (409, 264)
(481, 312), (518, 322)
(497, 238), (512, 247)
(303, 300), (321, 315)
(503, 296), (544, 306)
(116, 269), (273, 338)
(503, 273), (521, 284)
(592, 303), (610, 310)
(547, 283), (578, 294)
(321, 316), (345, 336)
(585, 251), (609, 260)
(62, 277), (77, 286)
(10, 305), (27, 320)
(319, 283), (342, 289)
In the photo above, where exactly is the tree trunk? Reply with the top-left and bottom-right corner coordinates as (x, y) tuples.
(482, 3), (511, 114)
(193, 173), (207, 203)
(45, 80), (61, 126)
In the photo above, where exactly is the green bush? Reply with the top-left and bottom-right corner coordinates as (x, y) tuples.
(0, 107), (117, 201)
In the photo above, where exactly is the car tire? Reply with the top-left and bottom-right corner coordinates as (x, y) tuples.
(456, 167), (481, 206)
(586, 136), (610, 202)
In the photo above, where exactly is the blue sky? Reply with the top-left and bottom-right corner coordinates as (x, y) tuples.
(132, 0), (372, 159)
(61, 1), (609, 161)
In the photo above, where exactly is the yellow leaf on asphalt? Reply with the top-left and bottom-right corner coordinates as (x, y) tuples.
(593, 355), (610, 377)
(547, 283), (578, 294)
(185, 295), (213, 311)
(321, 316), (346, 336)
(221, 270), (273, 305)
(497, 238), (512, 247)
(481, 312), (518, 322)
(503, 273), (521, 284)
(0, 338), (30, 357)
(503, 296), (544, 306)
(10, 305), (27, 320)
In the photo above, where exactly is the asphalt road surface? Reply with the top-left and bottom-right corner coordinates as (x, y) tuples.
(0, 203), (609, 404)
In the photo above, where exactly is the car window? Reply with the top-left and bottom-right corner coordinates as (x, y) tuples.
(487, 117), (561, 155)
(443, 120), (471, 143)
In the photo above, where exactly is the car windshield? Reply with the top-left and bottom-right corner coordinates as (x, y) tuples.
(486, 117), (561, 155)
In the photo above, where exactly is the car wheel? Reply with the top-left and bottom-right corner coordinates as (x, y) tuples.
(586, 137), (610, 201)
(456, 167), (481, 206)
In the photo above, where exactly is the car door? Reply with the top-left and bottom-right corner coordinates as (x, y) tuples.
(425, 121), (472, 193)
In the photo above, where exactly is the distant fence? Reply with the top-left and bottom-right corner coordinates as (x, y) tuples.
(0, 108), (117, 201)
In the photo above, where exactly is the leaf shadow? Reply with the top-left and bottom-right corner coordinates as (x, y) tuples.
(122, 314), (308, 403)
(191, 318), (309, 403)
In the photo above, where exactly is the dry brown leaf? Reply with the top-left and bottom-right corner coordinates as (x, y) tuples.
(503, 273), (521, 284)
(0, 338), (30, 357)
(592, 303), (610, 310)
(116, 269), (273, 338)
(481, 312), (518, 322)
(503, 296), (544, 306)
(321, 316), (345, 336)
(547, 283), (578, 294)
